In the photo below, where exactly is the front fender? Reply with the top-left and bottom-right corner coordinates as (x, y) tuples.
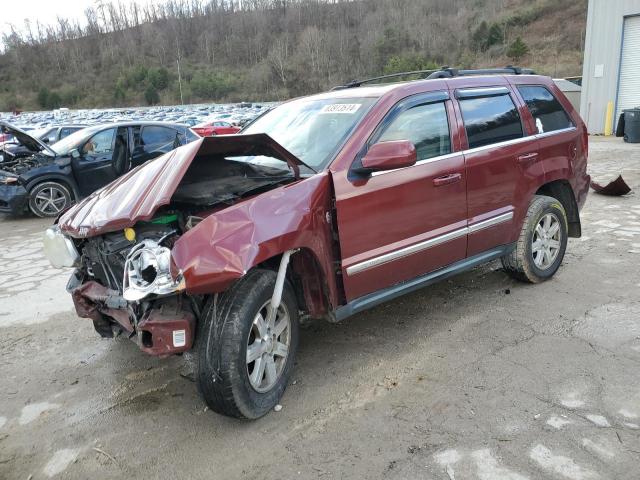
(22, 166), (80, 199)
(171, 172), (340, 306)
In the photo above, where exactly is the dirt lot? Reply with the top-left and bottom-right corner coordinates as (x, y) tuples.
(1, 137), (639, 480)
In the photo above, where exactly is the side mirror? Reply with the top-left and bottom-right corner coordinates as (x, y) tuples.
(69, 148), (81, 159)
(42, 138), (50, 144)
(359, 140), (417, 173)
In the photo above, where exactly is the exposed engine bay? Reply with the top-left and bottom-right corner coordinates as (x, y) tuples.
(0, 154), (50, 175)
(62, 155), (298, 355)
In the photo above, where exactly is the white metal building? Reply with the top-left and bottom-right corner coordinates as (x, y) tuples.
(581, 0), (640, 134)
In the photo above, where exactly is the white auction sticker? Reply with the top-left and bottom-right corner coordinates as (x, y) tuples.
(320, 103), (361, 114)
(173, 329), (186, 347)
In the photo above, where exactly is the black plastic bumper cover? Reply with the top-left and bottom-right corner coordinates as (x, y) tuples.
(0, 184), (29, 214)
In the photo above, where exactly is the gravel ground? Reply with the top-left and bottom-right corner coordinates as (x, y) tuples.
(1, 136), (639, 480)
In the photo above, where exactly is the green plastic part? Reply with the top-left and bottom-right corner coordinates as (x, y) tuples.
(150, 213), (178, 225)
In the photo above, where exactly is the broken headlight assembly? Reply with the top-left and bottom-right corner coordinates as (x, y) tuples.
(123, 239), (185, 302)
(0, 175), (18, 184)
(43, 226), (80, 268)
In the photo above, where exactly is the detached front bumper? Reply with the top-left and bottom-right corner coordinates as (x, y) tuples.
(0, 184), (28, 214)
(68, 272), (196, 357)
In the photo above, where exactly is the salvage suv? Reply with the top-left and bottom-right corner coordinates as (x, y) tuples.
(44, 67), (589, 419)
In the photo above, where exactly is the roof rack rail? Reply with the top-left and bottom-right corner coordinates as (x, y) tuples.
(333, 65), (536, 90)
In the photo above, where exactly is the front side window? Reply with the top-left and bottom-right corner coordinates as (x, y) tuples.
(459, 94), (523, 149)
(518, 85), (573, 133)
(82, 128), (115, 156)
(377, 102), (451, 161)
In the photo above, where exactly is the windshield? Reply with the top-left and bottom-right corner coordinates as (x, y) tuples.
(50, 125), (100, 155)
(242, 96), (378, 170)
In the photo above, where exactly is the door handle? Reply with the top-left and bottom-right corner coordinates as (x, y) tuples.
(517, 152), (539, 163)
(433, 173), (462, 187)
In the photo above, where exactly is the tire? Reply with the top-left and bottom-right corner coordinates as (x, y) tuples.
(28, 181), (73, 218)
(501, 195), (568, 283)
(196, 269), (299, 419)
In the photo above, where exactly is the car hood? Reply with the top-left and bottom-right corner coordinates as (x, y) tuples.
(58, 134), (309, 238)
(0, 121), (55, 156)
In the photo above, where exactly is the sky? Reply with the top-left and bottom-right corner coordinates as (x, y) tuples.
(1, 0), (166, 42)
(1, 0), (97, 39)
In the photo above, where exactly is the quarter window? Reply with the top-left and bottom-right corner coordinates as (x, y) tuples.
(377, 102), (451, 161)
(459, 94), (523, 149)
(517, 86), (573, 133)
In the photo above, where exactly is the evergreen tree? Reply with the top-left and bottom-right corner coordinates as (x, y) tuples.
(507, 36), (529, 62)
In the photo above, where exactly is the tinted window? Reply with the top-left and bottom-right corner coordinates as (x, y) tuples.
(378, 102), (451, 161)
(518, 86), (573, 133)
(140, 126), (178, 153)
(459, 94), (523, 149)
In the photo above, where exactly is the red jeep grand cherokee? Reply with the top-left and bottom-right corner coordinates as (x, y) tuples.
(44, 67), (589, 419)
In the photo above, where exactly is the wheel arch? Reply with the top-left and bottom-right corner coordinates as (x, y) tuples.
(535, 180), (581, 237)
(25, 175), (80, 201)
(254, 247), (334, 319)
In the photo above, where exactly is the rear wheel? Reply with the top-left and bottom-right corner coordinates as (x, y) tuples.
(502, 195), (568, 283)
(28, 181), (72, 218)
(196, 269), (299, 419)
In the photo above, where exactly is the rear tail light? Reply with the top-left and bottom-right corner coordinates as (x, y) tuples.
(582, 123), (588, 158)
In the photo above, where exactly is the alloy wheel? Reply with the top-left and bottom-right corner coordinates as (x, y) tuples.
(34, 186), (67, 215)
(532, 213), (562, 269)
(246, 301), (291, 393)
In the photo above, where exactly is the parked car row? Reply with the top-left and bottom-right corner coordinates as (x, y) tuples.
(0, 102), (271, 135)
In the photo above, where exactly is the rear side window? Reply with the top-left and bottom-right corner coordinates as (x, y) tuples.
(459, 94), (523, 149)
(377, 102), (451, 161)
(140, 126), (178, 152)
(518, 86), (573, 133)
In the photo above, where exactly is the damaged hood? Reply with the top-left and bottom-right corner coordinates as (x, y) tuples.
(58, 134), (308, 238)
(0, 121), (55, 156)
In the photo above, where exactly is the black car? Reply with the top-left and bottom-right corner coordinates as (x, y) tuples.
(1, 124), (88, 160)
(0, 121), (199, 217)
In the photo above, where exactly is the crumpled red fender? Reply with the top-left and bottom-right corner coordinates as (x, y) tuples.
(170, 172), (340, 308)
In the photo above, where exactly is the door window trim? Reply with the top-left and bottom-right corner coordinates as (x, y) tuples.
(349, 90), (453, 179)
(455, 87), (527, 149)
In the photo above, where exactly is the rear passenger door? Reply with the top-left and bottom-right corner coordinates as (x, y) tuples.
(515, 84), (578, 185)
(336, 93), (468, 301)
(455, 86), (541, 257)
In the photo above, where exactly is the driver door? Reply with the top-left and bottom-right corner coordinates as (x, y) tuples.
(72, 127), (128, 197)
(333, 94), (468, 301)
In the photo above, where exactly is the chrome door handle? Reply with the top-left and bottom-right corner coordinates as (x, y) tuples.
(433, 173), (462, 187)
(517, 152), (539, 163)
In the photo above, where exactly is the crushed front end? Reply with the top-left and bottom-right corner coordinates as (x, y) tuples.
(47, 216), (198, 356)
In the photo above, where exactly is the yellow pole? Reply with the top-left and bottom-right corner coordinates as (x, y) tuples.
(604, 101), (614, 136)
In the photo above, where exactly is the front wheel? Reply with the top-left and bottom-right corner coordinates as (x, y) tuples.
(28, 181), (73, 218)
(196, 269), (299, 419)
(502, 195), (568, 283)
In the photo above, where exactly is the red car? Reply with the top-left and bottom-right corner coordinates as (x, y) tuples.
(45, 67), (589, 419)
(192, 120), (241, 137)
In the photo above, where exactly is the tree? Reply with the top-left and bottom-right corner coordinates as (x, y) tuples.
(144, 85), (160, 105)
(507, 36), (529, 62)
(471, 21), (489, 52)
(113, 84), (126, 103)
(487, 24), (503, 48)
(37, 87), (50, 108)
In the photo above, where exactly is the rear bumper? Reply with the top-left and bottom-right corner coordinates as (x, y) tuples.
(0, 184), (28, 214)
(68, 274), (195, 357)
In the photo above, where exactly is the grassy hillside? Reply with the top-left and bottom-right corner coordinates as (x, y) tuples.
(0, 0), (587, 111)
